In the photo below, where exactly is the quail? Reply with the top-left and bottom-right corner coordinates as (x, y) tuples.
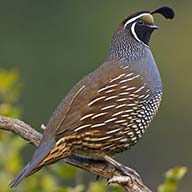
(10, 6), (175, 187)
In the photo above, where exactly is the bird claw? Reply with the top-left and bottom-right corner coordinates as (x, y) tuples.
(107, 175), (134, 187)
(104, 155), (141, 181)
(41, 124), (46, 130)
(123, 166), (141, 181)
(107, 174), (149, 192)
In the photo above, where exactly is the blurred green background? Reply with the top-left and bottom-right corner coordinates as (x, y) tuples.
(0, 0), (191, 191)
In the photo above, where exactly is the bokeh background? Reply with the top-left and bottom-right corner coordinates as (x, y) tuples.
(0, 0), (191, 191)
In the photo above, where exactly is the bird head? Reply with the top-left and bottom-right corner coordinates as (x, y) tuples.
(118, 6), (175, 46)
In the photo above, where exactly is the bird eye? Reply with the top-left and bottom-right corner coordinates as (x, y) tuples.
(137, 20), (144, 25)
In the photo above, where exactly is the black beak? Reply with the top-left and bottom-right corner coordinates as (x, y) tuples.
(149, 23), (159, 30)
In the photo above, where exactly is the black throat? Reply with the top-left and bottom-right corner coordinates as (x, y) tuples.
(134, 24), (155, 45)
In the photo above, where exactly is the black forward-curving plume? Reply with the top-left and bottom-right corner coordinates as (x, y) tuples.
(151, 6), (175, 19)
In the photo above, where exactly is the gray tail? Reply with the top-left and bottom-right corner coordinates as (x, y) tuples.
(10, 139), (55, 188)
(9, 162), (36, 188)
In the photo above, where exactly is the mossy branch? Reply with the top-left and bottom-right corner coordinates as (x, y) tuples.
(0, 115), (151, 192)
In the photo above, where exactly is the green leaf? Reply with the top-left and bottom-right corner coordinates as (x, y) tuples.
(56, 185), (84, 192)
(87, 181), (106, 192)
(158, 167), (187, 192)
(52, 164), (77, 179)
(110, 183), (124, 192)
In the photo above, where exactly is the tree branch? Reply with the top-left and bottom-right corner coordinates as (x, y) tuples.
(0, 115), (151, 192)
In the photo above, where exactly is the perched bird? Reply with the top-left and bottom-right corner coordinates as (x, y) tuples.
(10, 6), (175, 187)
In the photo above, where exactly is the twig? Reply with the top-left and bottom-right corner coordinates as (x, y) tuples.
(0, 116), (42, 146)
(0, 115), (151, 192)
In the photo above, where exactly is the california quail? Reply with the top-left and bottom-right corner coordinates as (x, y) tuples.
(10, 6), (175, 187)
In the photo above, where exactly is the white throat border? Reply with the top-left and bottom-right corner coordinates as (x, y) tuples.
(124, 13), (151, 47)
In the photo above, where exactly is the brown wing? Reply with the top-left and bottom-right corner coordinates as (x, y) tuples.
(24, 60), (151, 174)
(45, 61), (150, 156)
(43, 61), (121, 137)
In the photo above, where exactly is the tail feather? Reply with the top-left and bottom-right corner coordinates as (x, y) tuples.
(9, 162), (41, 188)
(10, 139), (55, 188)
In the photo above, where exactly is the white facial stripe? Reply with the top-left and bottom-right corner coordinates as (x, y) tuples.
(124, 13), (151, 29)
(131, 21), (149, 47)
(131, 22), (141, 43)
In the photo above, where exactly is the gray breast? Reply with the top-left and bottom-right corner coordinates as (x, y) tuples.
(117, 47), (162, 147)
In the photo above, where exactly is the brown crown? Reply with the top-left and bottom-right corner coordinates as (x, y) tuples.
(120, 10), (150, 27)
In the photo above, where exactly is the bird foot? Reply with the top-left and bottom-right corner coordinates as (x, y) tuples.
(107, 174), (150, 192)
(122, 165), (141, 181)
(41, 124), (46, 130)
(104, 155), (141, 181)
(107, 175), (134, 186)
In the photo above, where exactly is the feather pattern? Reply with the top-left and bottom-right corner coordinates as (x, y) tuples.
(8, 6), (173, 187)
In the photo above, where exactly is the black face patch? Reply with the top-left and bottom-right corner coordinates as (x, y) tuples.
(134, 21), (155, 45)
